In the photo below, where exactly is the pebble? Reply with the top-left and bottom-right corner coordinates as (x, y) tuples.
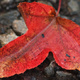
(51, 0), (57, 3)
(60, 15), (69, 19)
(56, 71), (76, 80)
(21, 69), (48, 80)
(12, 19), (28, 35)
(31, 76), (36, 80)
(0, 10), (20, 26)
(44, 60), (60, 77)
(38, 0), (53, 6)
(77, 71), (80, 80)
(71, 16), (80, 25)
(68, 0), (79, 12)
(0, 29), (18, 46)
(1, 0), (13, 4)
(0, 10), (20, 34)
(0, 24), (8, 34)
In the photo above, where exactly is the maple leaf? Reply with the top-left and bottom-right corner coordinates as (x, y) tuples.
(0, 1), (80, 78)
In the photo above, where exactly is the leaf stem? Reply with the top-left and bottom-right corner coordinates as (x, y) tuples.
(56, 0), (62, 17)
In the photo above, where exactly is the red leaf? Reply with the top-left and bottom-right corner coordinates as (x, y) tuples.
(0, 2), (80, 78)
